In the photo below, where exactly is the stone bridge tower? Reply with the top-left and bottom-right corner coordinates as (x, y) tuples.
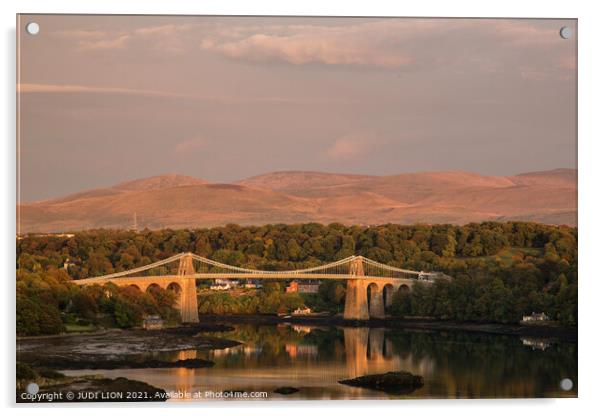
(177, 253), (199, 323)
(344, 257), (370, 320)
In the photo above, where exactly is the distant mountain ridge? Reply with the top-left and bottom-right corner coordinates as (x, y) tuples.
(113, 174), (208, 191)
(18, 169), (577, 233)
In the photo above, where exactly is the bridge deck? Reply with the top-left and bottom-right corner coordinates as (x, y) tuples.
(72, 273), (432, 285)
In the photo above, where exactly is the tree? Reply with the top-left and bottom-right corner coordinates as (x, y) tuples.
(431, 233), (457, 257)
(72, 291), (98, 319)
(17, 293), (64, 336)
(287, 239), (303, 261)
(113, 298), (143, 328)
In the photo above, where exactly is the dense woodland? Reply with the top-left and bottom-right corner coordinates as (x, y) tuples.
(17, 222), (577, 335)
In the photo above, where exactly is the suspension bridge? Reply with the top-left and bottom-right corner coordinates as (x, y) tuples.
(72, 253), (450, 322)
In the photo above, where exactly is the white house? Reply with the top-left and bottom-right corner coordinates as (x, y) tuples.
(522, 312), (550, 322)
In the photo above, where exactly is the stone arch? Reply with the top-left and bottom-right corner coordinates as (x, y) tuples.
(146, 283), (162, 295)
(120, 284), (143, 297)
(367, 282), (385, 319)
(398, 284), (410, 293)
(383, 284), (395, 309)
(167, 281), (182, 293)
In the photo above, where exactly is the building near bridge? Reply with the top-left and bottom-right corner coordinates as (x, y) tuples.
(522, 312), (550, 322)
(209, 278), (242, 290)
(215, 278), (240, 287)
(292, 306), (312, 315)
(210, 283), (232, 291)
(285, 281), (320, 294)
(142, 315), (164, 330)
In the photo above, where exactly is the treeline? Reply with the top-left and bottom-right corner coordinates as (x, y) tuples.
(16, 268), (179, 336)
(17, 221), (577, 327)
(18, 222), (576, 276)
(391, 273), (576, 324)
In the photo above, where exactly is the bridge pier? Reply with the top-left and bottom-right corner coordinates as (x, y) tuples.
(368, 284), (386, 319)
(177, 254), (199, 323)
(180, 276), (199, 323)
(344, 279), (370, 320)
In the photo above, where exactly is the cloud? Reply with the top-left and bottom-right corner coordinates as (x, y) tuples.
(198, 19), (575, 77)
(174, 138), (207, 155)
(54, 24), (195, 53)
(54, 29), (107, 39)
(80, 34), (131, 50)
(205, 32), (412, 68)
(17, 83), (189, 98)
(200, 20), (418, 69)
(52, 18), (576, 78)
(16, 83), (310, 105)
(55, 29), (130, 50)
(325, 133), (376, 160)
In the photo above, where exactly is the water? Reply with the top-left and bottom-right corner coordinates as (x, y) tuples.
(62, 323), (577, 400)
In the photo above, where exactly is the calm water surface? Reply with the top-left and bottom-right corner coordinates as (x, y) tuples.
(63, 323), (577, 400)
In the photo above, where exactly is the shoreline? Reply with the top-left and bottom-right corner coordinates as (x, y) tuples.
(17, 323), (235, 341)
(198, 314), (578, 342)
(17, 315), (577, 343)
(17, 324), (240, 371)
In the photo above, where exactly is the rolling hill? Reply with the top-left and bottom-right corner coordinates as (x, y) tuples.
(17, 169), (577, 233)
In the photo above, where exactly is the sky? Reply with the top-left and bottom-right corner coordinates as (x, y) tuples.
(17, 15), (577, 201)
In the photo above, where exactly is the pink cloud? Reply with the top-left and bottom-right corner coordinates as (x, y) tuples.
(17, 83), (188, 98)
(209, 32), (412, 68)
(325, 134), (375, 160)
(79, 34), (130, 50)
(55, 24), (194, 53)
(198, 19), (575, 77)
(16, 83), (305, 105)
(54, 19), (576, 77)
(174, 138), (207, 155)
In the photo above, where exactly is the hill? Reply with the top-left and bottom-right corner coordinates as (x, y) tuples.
(17, 169), (577, 232)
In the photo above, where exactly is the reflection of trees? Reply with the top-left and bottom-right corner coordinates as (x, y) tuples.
(387, 330), (577, 397)
(181, 324), (576, 398)
(302, 327), (344, 358)
(206, 325), (346, 369)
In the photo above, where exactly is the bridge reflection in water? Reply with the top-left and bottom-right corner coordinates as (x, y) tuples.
(173, 349), (198, 396)
(61, 323), (576, 400)
(155, 325), (435, 400)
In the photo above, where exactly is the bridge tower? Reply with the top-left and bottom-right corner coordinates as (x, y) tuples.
(177, 253), (199, 324)
(344, 257), (370, 320)
(177, 252), (196, 276)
